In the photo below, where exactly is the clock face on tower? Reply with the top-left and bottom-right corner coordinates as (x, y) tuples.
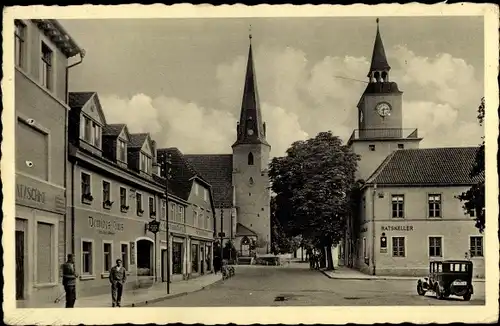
(247, 129), (254, 136)
(376, 102), (392, 117)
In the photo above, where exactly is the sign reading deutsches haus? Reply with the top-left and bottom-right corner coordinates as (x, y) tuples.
(88, 216), (124, 235)
(381, 225), (414, 232)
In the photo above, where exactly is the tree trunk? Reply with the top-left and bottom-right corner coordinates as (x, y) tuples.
(326, 244), (334, 270)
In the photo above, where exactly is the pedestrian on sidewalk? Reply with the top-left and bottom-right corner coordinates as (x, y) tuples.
(214, 255), (221, 275)
(109, 259), (127, 307)
(61, 254), (78, 308)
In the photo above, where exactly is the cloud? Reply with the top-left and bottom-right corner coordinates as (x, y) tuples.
(98, 43), (483, 160)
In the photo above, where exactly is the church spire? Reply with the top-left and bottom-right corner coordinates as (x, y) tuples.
(232, 29), (269, 148)
(367, 18), (391, 82)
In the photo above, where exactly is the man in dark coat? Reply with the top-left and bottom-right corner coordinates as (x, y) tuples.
(214, 255), (222, 274)
(61, 254), (78, 308)
(109, 259), (127, 307)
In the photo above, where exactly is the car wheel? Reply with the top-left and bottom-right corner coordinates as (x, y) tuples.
(435, 285), (444, 300)
(463, 292), (472, 301)
(417, 283), (426, 296)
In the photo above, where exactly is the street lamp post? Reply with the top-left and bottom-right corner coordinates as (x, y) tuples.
(162, 153), (172, 294)
(220, 206), (224, 260)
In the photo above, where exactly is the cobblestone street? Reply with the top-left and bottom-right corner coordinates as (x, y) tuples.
(150, 263), (486, 307)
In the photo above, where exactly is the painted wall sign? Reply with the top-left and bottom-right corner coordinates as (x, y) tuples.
(16, 174), (66, 214)
(160, 220), (186, 233)
(186, 225), (213, 239)
(381, 225), (414, 232)
(88, 216), (124, 235)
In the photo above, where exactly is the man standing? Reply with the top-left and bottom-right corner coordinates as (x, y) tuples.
(109, 259), (127, 307)
(61, 254), (78, 308)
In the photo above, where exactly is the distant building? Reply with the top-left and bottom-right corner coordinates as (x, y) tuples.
(343, 19), (484, 278)
(66, 92), (216, 298)
(185, 34), (272, 259)
(14, 19), (84, 305)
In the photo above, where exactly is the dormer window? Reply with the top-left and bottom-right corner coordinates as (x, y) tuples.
(117, 139), (127, 162)
(80, 115), (102, 149)
(140, 152), (152, 174)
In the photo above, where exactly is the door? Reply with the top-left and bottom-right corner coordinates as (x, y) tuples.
(200, 247), (205, 275)
(15, 231), (25, 300)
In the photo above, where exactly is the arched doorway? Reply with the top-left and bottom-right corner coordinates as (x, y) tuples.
(136, 238), (154, 276)
(240, 236), (250, 257)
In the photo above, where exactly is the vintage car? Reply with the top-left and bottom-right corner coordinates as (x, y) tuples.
(416, 260), (473, 301)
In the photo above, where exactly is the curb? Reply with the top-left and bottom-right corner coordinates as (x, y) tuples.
(320, 270), (485, 283)
(126, 277), (225, 307)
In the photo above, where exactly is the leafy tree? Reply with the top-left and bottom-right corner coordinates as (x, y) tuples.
(269, 131), (359, 269)
(457, 98), (485, 233)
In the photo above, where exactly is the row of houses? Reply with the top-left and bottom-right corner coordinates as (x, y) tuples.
(14, 19), (219, 306)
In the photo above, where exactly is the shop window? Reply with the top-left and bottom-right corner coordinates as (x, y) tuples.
(391, 195), (404, 218)
(392, 237), (405, 257)
(191, 244), (199, 273)
(470, 236), (483, 257)
(36, 221), (55, 284)
(428, 194), (442, 218)
(82, 240), (93, 275)
(121, 243), (129, 270)
(103, 242), (112, 273)
(429, 237), (442, 257)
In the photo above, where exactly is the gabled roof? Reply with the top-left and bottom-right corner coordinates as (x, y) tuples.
(184, 154), (233, 208)
(68, 92), (95, 109)
(103, 124), (126, 137)
(129, 133), (149, 149)
(236, 222), (257, 237)
(366, 147), (484, 186)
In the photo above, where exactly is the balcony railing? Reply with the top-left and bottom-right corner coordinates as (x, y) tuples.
(348, 128), (419, 143)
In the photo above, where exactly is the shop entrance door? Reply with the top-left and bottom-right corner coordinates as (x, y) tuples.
(15, 231), (25, 300)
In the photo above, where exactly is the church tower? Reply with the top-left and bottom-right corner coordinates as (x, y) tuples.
(232, 32), (272, 255)
(348, 18), (422, 180)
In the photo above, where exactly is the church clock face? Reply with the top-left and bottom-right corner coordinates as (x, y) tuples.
(247, 129), (254, 136)
(376, 102), (392, 117)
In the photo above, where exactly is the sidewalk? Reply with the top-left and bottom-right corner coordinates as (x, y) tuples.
(23, 273), (222, 308)
(321, 267), (485, 283)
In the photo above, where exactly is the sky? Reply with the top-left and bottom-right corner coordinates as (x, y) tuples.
(60, 16), (485, 158)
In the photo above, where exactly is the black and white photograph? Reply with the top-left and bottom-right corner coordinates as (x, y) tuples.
(2, 3), (499, 325)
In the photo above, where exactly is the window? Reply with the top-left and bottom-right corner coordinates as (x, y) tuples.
(248, 152), (254, 165)
(391, 195), (404, 218)
(206, 215), (211, 230)
(397, 144), (404, 149)
(429, 237), (442, 257)
(149, 197), (156, 216)
(103, 242), (112, 273)
(41, 42), (53, 90)
(177, 205), (184, 223)
(36, 221), (55, 284)
(120, 187), (127, 207)
(369, 145), (376, 151)
(204, 188), (208, 202)
(93, 122), (101, 148)
(195, 183), (199, 196)
(193, 210), (198, 227)
(140, 153), (152, 174)
(199, 211), (204, 228)
(121, 243), (129, 270)
(170, 203), (176, 221)
(81, 172), (91, 196)
(102, 181), (111, 203)
(82, 240), (93, 275)
(428, 194), (442, 218)
(15, 20), (26, 68)
(392, 237), (405, 257)
(81, 115), (92, 143)
(161, 200), (166, 219)
(470, 236), (483, 257)
(136, 193), (143, 215)
(118, 139), (127, 162)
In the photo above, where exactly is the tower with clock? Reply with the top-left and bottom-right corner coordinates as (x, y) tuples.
(349, 19), (422, 180)
(231, 32), (272, 255)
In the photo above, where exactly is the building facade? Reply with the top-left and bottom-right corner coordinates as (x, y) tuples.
(66, 92), (217, 297)
(185, 34), (272, 258)
(14, 19), (84, 305)
(343, 20), (484, 278)
(353, 148), (485, 278)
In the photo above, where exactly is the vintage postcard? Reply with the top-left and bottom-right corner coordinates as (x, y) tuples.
(2, 3), (499, 325)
